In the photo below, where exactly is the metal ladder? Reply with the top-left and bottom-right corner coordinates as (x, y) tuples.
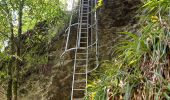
(71, 0), (89, 99)
(60, 0), (99, 99)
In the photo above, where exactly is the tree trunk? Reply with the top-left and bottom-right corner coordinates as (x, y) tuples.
(13, 0), (24, 100)
(2, 1), (15, 99)
(7, 22), (15, 100)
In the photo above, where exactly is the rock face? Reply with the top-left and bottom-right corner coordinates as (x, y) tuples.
(101, 0), (140, 27)
(15, 0), (141, 100)
(98, 0), (141, 60)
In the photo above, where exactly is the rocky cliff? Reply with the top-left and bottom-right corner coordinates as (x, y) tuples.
(5, 0), (141, 100)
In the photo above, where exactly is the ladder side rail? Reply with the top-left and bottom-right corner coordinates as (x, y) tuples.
(60, 18), (97, 60)
(78, 1), (84, 48)
(60, 38), (98, 60)
(90, 0), (93, 51)
(71, 12), (81, 100)
(94, 0), (99, 67)
(60, 0), (77, 67)
(71, 0), (84, 99)
(60, 0), (82, 65)
(71, 40), (78, 100)
(71, 0), (81, 99)
(85, 0), (90, 96)
(77, 0), (82, 48)
(86, 0), (99, 73)
(65, 0), (76, 51)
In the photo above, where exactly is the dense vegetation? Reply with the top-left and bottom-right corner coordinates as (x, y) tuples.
(1, 0), (170, 100)
(0, 0), (68, 100)
(86, 0), (170, 100)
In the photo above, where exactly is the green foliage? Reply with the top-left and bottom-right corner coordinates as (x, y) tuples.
(86, 0), (170, 99)
(139, 0), (170, 24)
(0, 0), (68, 61)
(23, 0), (66, 31)
(142, 0), (170, 14)
(0, 0), (69, 98)
(163, 83), (170, 99)
(95, 0), (103, 9)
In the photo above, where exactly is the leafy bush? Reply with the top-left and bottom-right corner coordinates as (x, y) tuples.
(86, 0), (170, 99)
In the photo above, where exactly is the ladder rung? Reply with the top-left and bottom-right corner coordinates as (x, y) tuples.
(83, 8), (88, 10)
(78, 47), (87, 49)
(81, 27), (87, 29)
(75, 73), (86, 75)
(81, 37), (87, 38)
(82, 22), (87, 23)
(82, 16), (88, 18)
(82, 17), (87, 20)
(81, 28), (88, 30)
(81, 23), (88, 25)
(81, 27), (88, 29)
(77, 53), (87, 54)
(81, 29), (87, 30)
(81, 33), (87, 34)
(75, 79), (86, 83)
(83, 7), (88, 8)
(76, 59), (86, 60)
(82, 11), (88, 13)
(79, 46), (87, 48)
(82, 13), (88, 15)
(81, 32), (87, 33)
(83, 11), (88, 13)
(82, 13), (88, 14)
(80, 42), (87, 43)
(82, 16), (87, 17)
(82, 19), (87, 20)
(83, 4), (89, 7)
(83, 7), (89, 10)
(73, 89), (85, 91)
